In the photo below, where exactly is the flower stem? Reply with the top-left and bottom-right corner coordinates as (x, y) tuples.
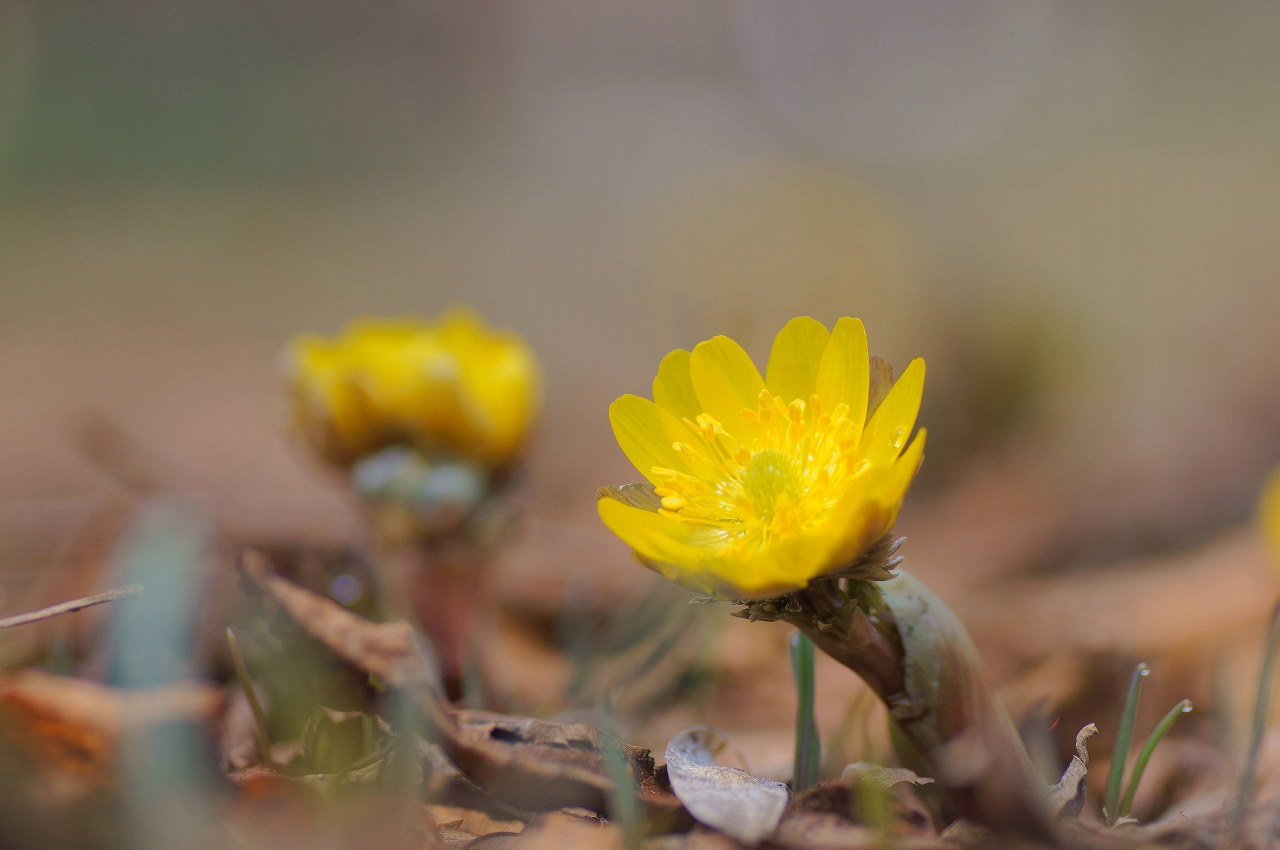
(741, 568), (1052, 837)
(790, 632), (821, 792)
(1118, 699), (1191, 819)
(1104, 662), (1148, 825)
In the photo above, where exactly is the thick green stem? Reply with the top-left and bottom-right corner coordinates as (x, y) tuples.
(790, 632), (821, 792)
(740, 568), (1051, 838)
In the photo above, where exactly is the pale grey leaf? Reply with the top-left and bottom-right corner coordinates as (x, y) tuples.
(665, 727), (789, 845)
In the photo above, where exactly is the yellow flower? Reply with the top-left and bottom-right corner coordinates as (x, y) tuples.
(1262, 464), (1280, 566)
(598, 316), (925, 599)
(284, 308), (541, 469)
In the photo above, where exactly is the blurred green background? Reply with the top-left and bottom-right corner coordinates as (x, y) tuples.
(2, 1), (1280, 581)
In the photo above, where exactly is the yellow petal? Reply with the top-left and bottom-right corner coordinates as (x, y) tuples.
(690, 335), (765, 446)
(653, 349), (702, 421)
(1261, 464), (1280, 567)
(880, 427), (926, 507)
(597, 497), (729, 569)
(860, 357), (924, 466)
(815, 318), (870, 443)
(765, 316), (830, 405)
(609, 394), (700, 485)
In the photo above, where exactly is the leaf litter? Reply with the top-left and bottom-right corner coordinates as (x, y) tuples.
(5, 411), (1280, 848)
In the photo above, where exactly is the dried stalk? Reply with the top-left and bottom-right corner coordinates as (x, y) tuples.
(0, 584), (144, 630)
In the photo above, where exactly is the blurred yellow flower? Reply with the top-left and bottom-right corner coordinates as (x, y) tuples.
(284, 309), (541, 469)
(1261, 464), (1280, 565)
(598, 316), (925, 600)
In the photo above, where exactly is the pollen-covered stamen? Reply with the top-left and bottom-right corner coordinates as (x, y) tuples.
(743, 449), (799, 523)
(652, 389), (881, 547)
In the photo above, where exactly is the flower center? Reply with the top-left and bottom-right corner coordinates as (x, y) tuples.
(742, 449), (798, 524)
(653, 389), (872, 553)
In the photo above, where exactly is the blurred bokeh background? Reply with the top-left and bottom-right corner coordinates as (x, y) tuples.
(4, 0), (1280, 792)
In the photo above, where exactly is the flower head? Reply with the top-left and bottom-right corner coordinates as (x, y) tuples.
(598, 316), (925, 599)
(284, 308), (541, 469)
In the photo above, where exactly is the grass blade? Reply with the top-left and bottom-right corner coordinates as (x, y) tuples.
(790, 632), (821, 793)
(1118, 699), (1191, 818)
(1104, 662), (1148, 825)
(599, 704), (642, 850)
(1224, 598), (1280, 848)
(226, 627), (272, 765)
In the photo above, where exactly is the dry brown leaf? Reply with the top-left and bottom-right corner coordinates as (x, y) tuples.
(426, 804), (526, 836)
(664, 726), (789, 845)
(0, 669), (222, 764)
(772, 815), (951, 850)
(1047, 723), (1096, 820)
(445, 710), (665, 816)
(504, 811), (622, 850)
(782, 770), (935, 842)
(240, 549), (433, 688)
(240, 555), (674, 821)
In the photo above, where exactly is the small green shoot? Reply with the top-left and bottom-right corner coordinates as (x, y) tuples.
(790, 632), (821, 793)
(1103, 662), (1147, 825)
(227, 626), (273, 766)
(600, 705), (643, 850)
(1118, 699), (1192, 818)
(1100, 663), (1193, 826)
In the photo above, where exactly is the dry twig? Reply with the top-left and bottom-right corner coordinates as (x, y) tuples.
(0, 584), (144, 630)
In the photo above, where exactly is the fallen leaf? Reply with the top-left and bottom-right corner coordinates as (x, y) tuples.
(0, 669), (222, 775)
(1047, 723), (1096, 819)
(445, 710), (662, 815)
(782, 770), (935, 841)
(426, 804), (525, 836)
(771, 814), (952, 850)
(503, 811), (622, 850)
(839, 762), (935, 790)
(664, 726), (789, 845)
(240, 549), (439, 689)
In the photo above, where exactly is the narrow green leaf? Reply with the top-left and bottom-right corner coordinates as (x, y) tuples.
(1104, 662), (1148, 825)
(791, 632), (821, 792)
(600, 706), (642, 850)
(226, 626), (272, 765)
(1225, 598), (1280, 847)
(1118, 699), (1191, 818)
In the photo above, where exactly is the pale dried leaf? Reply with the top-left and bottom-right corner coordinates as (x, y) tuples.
(840, 762), (935, 790)
(665, 726), (789, 845)
(1047, 723), (1097, 820)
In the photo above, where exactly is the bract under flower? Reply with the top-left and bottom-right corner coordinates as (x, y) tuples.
(284, 309), (541, 469)
(598, 316), (925, 599)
